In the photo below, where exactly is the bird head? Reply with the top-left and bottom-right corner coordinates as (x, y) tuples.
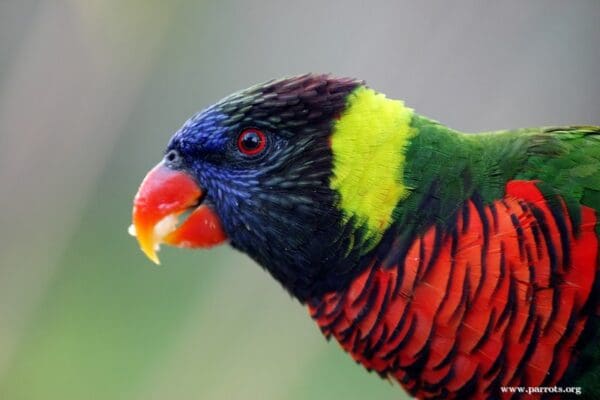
(130, 74), (414, 301)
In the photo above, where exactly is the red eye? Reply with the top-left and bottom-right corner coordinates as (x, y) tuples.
(237, 129), (267, 156)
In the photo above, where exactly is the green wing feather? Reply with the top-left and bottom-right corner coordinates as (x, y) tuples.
(515, 126), (600, 214)
(400, 119), (600, 231)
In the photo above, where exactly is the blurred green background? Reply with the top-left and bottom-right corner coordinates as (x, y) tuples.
(0, 1), (599, 399)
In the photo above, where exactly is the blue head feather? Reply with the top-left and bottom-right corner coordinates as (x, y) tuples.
(162, 74), (368, 301)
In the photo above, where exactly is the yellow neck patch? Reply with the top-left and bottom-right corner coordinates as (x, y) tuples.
(329, 86), (416, 248)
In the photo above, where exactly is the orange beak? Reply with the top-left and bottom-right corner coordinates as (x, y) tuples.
(129, 163), (227, 264)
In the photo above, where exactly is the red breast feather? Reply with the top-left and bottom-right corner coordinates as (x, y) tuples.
(309, 180), (598, 399)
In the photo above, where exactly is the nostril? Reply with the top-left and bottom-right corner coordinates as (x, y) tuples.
(165, 149), (181, 166)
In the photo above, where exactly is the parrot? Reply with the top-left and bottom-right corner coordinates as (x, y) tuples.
(129, 74), (600, 399)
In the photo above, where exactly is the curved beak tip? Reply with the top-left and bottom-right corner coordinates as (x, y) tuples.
(128, 223), (161, 265)
(143, 247), (161, 266)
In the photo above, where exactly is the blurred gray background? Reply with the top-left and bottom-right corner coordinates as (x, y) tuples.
(0, 1), (599, 399)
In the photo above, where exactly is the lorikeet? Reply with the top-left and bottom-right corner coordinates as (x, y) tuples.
(130, 74), (600, 399)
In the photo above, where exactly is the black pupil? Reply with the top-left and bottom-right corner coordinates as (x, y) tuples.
(242, 132), (261, 150)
